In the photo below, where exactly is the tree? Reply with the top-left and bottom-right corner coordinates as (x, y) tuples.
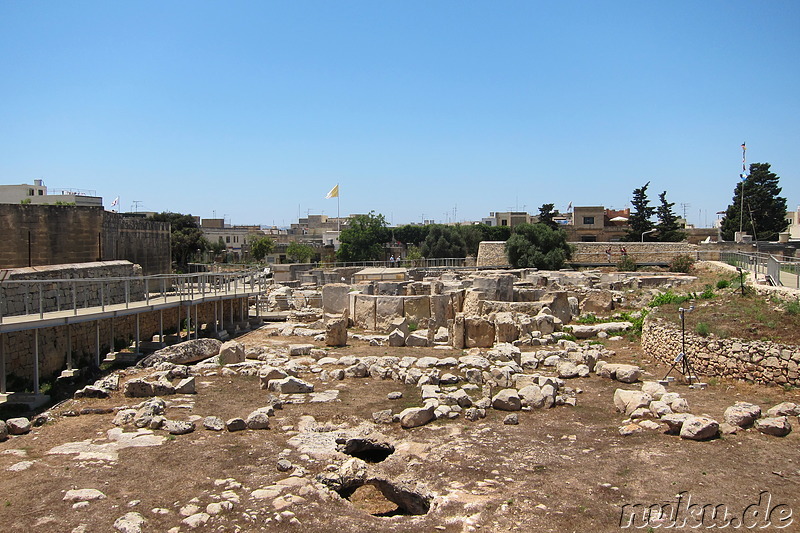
(655, 191), (685, 242)
(337, 211), (390, 262)
(720, 163), (789, 241)
(420, 225), (467, 258)
(625, 182), (656, 241)
(537, 203), (558, 230)
(287, 241), (315, 263)
(249, 235), (275, 261)
(394, 224), (429, 247)
(505, 223), (572, 269)
(151, 212), (208, 270)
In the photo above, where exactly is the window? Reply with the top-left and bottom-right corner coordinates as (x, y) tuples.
(38, 190), (44, 195)
(583, 216), (595, 225)
(226, 236), (230, 243)
(581, 235), (597, 242)
(28, 189), (34, 196)
(501, 220), (508, 226)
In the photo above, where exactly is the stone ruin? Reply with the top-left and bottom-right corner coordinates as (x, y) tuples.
(259, 269), (698, 349)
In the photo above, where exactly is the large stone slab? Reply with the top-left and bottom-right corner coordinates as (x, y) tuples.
(353, 295), (377, 331)
(138, 339), (222, 368)
(376, 297), (405, 332)
(465, 317), (495, 348)
(322, 283), (350, 314)
(403, 296), (431, 324)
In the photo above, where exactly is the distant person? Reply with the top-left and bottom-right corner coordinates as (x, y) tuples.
(605, 247), (612, 263)
(389, 255), (395, 267)
(620, 246), (627, 257)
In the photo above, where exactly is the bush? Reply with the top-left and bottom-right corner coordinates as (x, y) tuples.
(695, 322), (710, 337)
(700, 285), (715, 299)
(575, 313), (601, 324)
(669, 254), (696, 273)
(716, 279), (730, 289)
(648, 291), (690, 307)
(786, 299), (800, 316)
(616, 255), (637, 272)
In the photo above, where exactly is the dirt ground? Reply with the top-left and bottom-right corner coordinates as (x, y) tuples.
(1, 329), (799, 533)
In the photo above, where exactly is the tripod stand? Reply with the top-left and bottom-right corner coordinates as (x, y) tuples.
(662, 306), (700, 385)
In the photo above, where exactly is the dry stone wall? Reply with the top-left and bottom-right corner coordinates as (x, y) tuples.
(642, 313), (800, 387)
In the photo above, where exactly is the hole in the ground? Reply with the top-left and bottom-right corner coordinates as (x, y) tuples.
(338, 479), (432, 517)
(340, 437), (395, 463)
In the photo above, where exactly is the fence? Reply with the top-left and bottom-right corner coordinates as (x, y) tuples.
(0, 269), (266, 323)
(719, 251), (800, 289)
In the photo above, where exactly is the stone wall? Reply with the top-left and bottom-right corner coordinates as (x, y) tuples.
(2, 298), (249, 386)
(476, 242), (509, 268)
(1, 261), (144, 317)
(0, 205), (171, 275)
(642, 312), (800, 387)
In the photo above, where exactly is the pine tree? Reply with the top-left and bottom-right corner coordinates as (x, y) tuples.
(720, 163), (789, 241)
(624, 182), (656, 241)
(537, 203), (558, 230)
(655, 191), (685, 242)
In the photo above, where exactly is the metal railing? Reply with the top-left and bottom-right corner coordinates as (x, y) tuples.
(0, 269), (266, 323)
(719, 251), (800, 289)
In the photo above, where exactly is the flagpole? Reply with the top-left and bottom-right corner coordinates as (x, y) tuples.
(739, 143), (746, 236)
(337, 183), (340, 233)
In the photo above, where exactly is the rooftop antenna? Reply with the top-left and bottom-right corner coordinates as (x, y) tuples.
(132, 200), (143, 213)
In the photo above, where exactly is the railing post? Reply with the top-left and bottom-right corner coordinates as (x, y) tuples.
(39, 285), (43, 319)
(125, 279), (130, 309)
(33, 329), (40, 395)
(145, 278), (150, 305)
(0, 333), (6, 394)
(72, 281), (77, 316)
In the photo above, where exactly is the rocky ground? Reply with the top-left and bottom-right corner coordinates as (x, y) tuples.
(1, 331), (799, 532)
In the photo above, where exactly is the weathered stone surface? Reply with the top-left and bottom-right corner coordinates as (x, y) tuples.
(268, 377), (314, 394)
(372, 409), (394, 424)
(679, 416), (719, 440)
(503, 413), (519, 425)
(203, 416), (225, 431)
(388, 328), (406, 347)
(163, 419), (196, 435)
(398, 406), (435, 428)
(246, 409), (271, 430)
(641, 381), (667, 400)
(766, 402), (800, 417)
(175, 376), (196, 394)
(661, 413), (693, 434)
(492, 389), (522, 411)
(493, 312), (519, 343)
(599, 363), (642, 383)
(354, 294), (377, 330)
(518, 384), (545, 409)
(405, 332), (429, 347)
(325, 316), (348, 347)
(64, 488), (107, 501)
(723, 402), (762, 428)
(288, 344), (314, 356)
(619, 423), (643, 436)
(124, 378), (155, 398)
(755, 416), (792, 437)
(404, 296), (431, 323)
(0, 421), (8, 441)
(613, 389), (652, 416)
(376, 296), (405, 332)
(557, 361), (580, 379)
(218, 340), (246, 365)
(138, 338), (222, 367)
(6, 417), (31, 435)
(465, 317), (495, 348)
(226, 418), (247, 432)
(114, 511), (146, 533)
(322, 283), (350, 314)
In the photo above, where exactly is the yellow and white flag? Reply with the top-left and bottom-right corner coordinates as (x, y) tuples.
(325, 184), (339, 199)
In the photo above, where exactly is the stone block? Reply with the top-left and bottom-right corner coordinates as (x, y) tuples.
(403, 296), (431, 323)
(376, 296), (405, 332)
(354, 295), (376, 331)
(322, 283), (350, 314)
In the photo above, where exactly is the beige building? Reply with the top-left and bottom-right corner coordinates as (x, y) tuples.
(481, 211), (532, 227)
(786, 207), (800, 239)
(0, 180), (102, 206)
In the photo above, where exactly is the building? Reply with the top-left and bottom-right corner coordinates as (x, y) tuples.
(786, 207), (800, 240)
(199, 219), (262, 261)
(0, 180), (103, 207)
(481, 211), (532, 228)
(565, 207), (631, 242)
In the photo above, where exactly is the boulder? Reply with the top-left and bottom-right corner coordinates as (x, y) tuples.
(613, 389), (652, 416)
(493, 312), (519, 343)
(599, 363), (641, 383)
(138, 339), (222, 367)
(661, 413), (693, 434)
(492, 389), (522, 411)
(388, 329), (406, 347)
(405, 332), (429, 347)
(203, 416), (225, 431)
(398, 406), (435, 429)
(322, 283), (350, 315)
(754, 416), (792, 437)
(175, 377), (196, 395)
(641, 381), (667, 400)
(113, 511), (146, 533)
(766, 402), (800, 417)
(267, 377), (314, 394)
(6, 417), (31, 435)
(0, 421), (8, 441)
(124, 379), (155, 398)
(723, 402), (762, 428)
(163, 420), (196, 435)
(226, 418), (247, 432)
(557, 361), (580, 379)
(288, 344), (314, 356)
(218, 340), (246, 365)
(518, 385), (546, 409)
(679, 416), (719, 440)
(246, 409), (271, 430)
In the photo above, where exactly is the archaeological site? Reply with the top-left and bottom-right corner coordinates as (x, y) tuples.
(1, 255), (799, 532)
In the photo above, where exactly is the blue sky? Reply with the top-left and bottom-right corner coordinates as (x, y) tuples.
(1, 1), (798, 228)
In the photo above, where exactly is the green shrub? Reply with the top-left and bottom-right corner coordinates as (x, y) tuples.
(695, 322), (710, 337)
(575, 313), (601, 324)
(619, 309), (648, 337)
(648, 291), (690, 307)
(700, 285), (715, 299)
(786, 299), (800, 316)
(616, 255), (637, 272)
(716, 279), (730, 289)
(669, 254), (696, 273)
